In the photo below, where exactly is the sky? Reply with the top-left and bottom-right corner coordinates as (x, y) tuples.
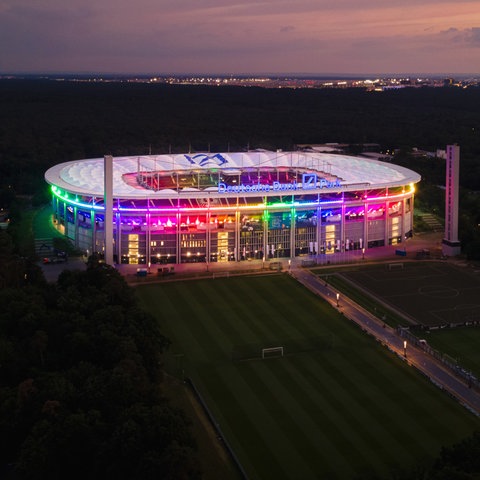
(1, 0), (479, 76)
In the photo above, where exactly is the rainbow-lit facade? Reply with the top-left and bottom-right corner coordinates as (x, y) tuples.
(44, 151), (421, 265)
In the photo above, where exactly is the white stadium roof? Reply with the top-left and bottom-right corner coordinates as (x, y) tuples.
(45, 151), (421, 199)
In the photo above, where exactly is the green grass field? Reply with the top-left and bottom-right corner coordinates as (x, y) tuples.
(422, 327), (480, 379)
(136, 274), (480, 480)
(335, 262), (480, 379)
(341, 262), (480, 327)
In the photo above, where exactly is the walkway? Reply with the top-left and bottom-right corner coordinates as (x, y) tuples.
(291, 267), (480, 417)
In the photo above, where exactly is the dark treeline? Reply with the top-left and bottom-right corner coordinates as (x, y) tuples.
(1, 79), (480, 197)
(0, 240), (201, 479)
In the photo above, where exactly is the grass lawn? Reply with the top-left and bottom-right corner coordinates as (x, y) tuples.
(136, 274), (480, 480)
(340, 262), (480, 327)
(162, 374), (242, 480)
(331, 261), (480, 379)
(421, 327), (480, 379)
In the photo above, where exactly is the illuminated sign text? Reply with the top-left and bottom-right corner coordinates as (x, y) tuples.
(218, 177), (341, 194)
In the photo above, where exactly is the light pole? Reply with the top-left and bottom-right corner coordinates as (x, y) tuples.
(403, 340), (407, 357)
(336, 292), (340, 307)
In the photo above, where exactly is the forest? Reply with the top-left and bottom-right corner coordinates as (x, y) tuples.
(0, 243), (201, 479)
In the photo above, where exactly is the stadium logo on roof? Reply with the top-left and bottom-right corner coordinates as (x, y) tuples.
(184, 153), (228, 167)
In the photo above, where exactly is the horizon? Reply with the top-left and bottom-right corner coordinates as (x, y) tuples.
(2, 71), (479, 80)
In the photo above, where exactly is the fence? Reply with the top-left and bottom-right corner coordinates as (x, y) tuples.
(397, 326), (479, 391)
(185, 377), (249, 479)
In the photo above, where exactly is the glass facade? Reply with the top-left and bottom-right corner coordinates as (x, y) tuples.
(50, 188), (416, 264)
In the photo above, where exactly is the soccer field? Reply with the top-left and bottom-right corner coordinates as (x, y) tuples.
(342, 262), (480, 327)
(136, 275), (480, 480)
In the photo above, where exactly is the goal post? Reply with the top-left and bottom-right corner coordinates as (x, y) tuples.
(387, 262), (404, 271)
(261, 346), (284, 359)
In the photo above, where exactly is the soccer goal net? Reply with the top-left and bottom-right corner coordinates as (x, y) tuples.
(387, 262), (404, 271)
(232, 335), (334, 362)
(261, 346), (284, 359)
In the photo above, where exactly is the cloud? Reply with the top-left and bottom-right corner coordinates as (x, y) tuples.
(469, 27), (480, 45)
(0, 0), (479, 74)
(438, 26), (480, 46)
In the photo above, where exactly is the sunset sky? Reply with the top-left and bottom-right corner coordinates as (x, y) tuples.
(1, 0), (479, 76)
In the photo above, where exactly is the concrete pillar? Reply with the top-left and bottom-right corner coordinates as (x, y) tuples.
(104, 155), (114, 265)
(442, 145), (461, 256)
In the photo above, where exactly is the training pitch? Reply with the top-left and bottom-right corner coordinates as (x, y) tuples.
(342, 262), (480, 327)
(136, 274), (479, 480)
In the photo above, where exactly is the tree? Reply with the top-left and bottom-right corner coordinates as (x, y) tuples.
(0, 259), (199, 479)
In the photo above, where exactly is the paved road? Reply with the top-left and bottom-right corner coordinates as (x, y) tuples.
(291, 267), (480, 417)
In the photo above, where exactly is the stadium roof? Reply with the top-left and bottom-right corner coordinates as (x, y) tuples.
(45, 151), (421, 199)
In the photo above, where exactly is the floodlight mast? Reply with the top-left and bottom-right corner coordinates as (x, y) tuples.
(104, 155), (114, 265)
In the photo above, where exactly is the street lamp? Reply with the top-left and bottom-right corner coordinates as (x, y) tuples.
(336, 292), (340, 307)
(403, 340), (407, 357)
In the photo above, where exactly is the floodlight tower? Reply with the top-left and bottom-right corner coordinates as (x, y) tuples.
(104, 155), (114, 265)
(442, 145), (461, 256)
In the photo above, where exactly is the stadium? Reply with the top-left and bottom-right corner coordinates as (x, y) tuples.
(44, 150), (421, 265)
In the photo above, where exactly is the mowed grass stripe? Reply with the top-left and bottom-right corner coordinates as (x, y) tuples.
(135, 275), (480, 479)
(164, 281), (242, 363)
(294, 351), (408, 475)
(321, 349), (432, 463)
(340, 346), (463, 462)
(195, 275), (329, 352)
(242, 360), (338, 478)
(427, 328), (480, 378)
(250, 275), (343, 342)
(284, 352), (396, 475)
(355, 340), (477, 440)
(219, 275), (348, 349)
(141, 282), (231, 364)
(193, 278), (279, 345)
(251, 355), (363, 479)
(322, 344), (476, 464)
(362, 350), (474, 439)
(135, 285), (191, 347)
(223, 276), (308, 343)
(197, 364), (303, 480)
